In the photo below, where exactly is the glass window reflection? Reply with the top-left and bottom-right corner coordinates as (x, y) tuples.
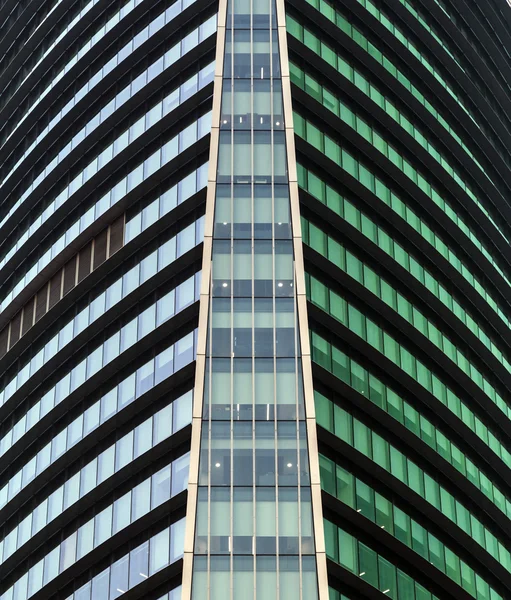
(0, 387), (192, 566)
(193, 0), (319, 595)
(3, 463), (189, 600)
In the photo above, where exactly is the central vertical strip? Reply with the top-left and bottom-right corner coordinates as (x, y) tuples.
(183, 0), (326, 598)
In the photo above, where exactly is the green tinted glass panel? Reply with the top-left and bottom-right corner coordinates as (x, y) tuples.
(326, 521), (441, 600)
(316, 395), (511, 571)
(309, 325), (511, 520)
(302, 218), (510, 426)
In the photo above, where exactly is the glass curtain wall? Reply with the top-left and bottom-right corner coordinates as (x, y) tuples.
(190, 0), (320, 598)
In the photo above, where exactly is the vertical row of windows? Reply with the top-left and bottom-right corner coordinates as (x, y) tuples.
(191, 0), (320, 598)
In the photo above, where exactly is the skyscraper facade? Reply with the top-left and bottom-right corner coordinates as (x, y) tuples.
(1, 0), (511, 599)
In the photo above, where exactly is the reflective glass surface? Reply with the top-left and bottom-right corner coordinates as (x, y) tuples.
(352, 0), (506, 177)
(308, 285), (511, 472)
(320, 455), (502, 600)
(294, 115), (511, 337)
(325, 520), (440, 600)
(1, 0), (98, 122)
(2, 0), (145, 166)
(316, 396), (511, 570)
(155, 587), (182, 600)
(0, 398), (191, 577)
(3, 457), (188, 599)
(0, 109), (210, 318)
(287, 4), (489, 179)
(0, 215), (202, 407)
(2, 0), (206, 183)
(0, 263), (200, 467)
(311, 329), (511, 520)
(396, 0), (461, 67)
(0, 202), (205, 409)
(302, 220), (511, 424)
(0, 272), (198, 515)
(0, 59), (214, 275)
(191, 0), (320, 598)
(290, 63), (502, 238)
(426, 0), (511, 138)
(298, 164), (511, 377)
(328, 590), (351, 600)
(125, 164), (208, 243)
(41, 520), (184, 600)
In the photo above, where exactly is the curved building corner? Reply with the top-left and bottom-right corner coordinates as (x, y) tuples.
(2, 0), (511, 599)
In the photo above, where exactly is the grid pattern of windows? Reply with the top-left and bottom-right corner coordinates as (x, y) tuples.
(190, 0), (320, 598)
(302, 219), (510, 424)
(0, 387), (192, 566)
(299, 93), (504, 248)
(325, 520), (439, 600)
(0, 391), (192, 564)
(0, 221), (202, 413)
(0, 268), (198, 514)
(2, 0), (148, 183)
(320, 454), (502, 600)
(0, 0), (213, 598)
(315, 393), (511, 570)
(8, 0), (511, 598)
(350, 0), (479, 130)
(284, 1), (511, 599)
(396, 0), (462, 69)
(297, 164), (511, 376)
(0, 162), (208, 359)
(1, 0), (102, 134)
(0, 319), (198, 493)
(374, 0), (509, 169)
(0, 217), (203, 421)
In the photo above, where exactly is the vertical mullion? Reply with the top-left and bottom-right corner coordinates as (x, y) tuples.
(183, 3), (227, 599)
(275, 0), (328, 598)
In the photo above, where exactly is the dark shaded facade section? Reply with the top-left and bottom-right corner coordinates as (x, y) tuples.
(0, 0), (217, 598)
(286, 0), (511, 599)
